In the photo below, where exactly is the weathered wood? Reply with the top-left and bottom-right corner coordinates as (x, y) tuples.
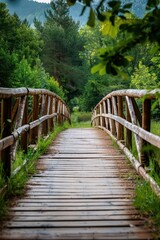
(141, 99), (151, 166)
(0, 87), (70, 183)
(12, 96), (27, 159)
(100, 126), (160, 197)
(131, 98), (142, 126)
(38, 94), (45, 138)
(125, 96), (142, 161)
(21, 96), (28, 153)
(117, 96), (124, 141)
(102, 100), (108, 129)
(107, 98), (112, 132)
(30, 95), (39, 143)
(126, 100), (132, 149)
(0, 128), (156, 240)
(112, 96), (118, 135)
(92, 89), (160, 198)
(1, 98), (12, 179)
(93, 113), (160, 149)
(96, 89), (160, 107)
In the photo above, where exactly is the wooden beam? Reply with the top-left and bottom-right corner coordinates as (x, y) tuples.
(1, 98), (12, 179)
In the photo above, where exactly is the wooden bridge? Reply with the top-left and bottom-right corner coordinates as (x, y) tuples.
(0, 88), (160, 239)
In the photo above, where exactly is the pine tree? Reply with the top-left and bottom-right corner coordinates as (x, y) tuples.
(39, 0), (85, 100)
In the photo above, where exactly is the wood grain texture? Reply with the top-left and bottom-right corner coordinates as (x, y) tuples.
(0, 128), (156, 239)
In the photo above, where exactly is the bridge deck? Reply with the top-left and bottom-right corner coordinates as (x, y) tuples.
(0, 128), (155, 239)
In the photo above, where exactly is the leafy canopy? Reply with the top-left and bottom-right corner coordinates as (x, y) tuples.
(67, 0), (160, 76)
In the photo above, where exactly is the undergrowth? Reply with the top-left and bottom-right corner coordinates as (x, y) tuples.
(130, 120), (160, 233)
(71, 111), (91, 128)
(134, 180), (160, 229)
(0, 122), (69, 218)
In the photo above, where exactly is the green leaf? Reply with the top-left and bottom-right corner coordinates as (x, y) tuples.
(91, 63), (104, 74)
(87, 7), (95, 27)
(116, 68), (129, 80)
(125, 55), (134, 62)
(99, 65), (106, 75)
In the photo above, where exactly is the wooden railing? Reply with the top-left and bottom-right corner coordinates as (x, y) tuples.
(92, 89), (160, 195)
(0, 87), (70, 182)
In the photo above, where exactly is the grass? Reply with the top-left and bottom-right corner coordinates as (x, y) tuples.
(71, 111), (92, 128)
(132, 120), (160, 231)
(134, 179), (160, 229)
(0, 122), (70, 218)
(151, 121), (160, 136)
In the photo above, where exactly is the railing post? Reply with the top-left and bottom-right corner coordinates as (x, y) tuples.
(49, 96), (54, 131)
(38, 94), (45, 138)
(112, 96), (118, 137)
(126, 96), (142, 162)
(126, 99), (132, 150)
(107, 99), (112, 132)
(141, 99), (151, 166)
(30, 95), (39, 143)
(117, 96), (124, 141)
(43, 95), (49, 136)
(1, 98), (12, 179)
(52, 97), (57, 126)
(21, 96), (28, 154)
(103, 100), (108, 129)
(12, 96), (27, 159)
(100, 103), (103, 127)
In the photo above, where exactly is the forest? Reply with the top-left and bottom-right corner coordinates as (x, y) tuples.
(0, 0), (160, 112)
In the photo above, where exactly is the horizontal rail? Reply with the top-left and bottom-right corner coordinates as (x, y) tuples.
(0, 87), (71, 182)
(94, 113), (160, 148)
(92, 89), (160, 196)
(96, 89), (160, 105)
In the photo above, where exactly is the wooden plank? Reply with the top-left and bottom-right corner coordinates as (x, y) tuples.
(7, 209), (140, 216)
(6, 220), (145, 228)
(0, 227), (154, 240)
(0, 128), (156, 240)
(8, 214), (141, 221)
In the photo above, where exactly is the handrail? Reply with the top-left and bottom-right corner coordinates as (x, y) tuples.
(0, 87), (71, 181)
(91, 89), (160, 196)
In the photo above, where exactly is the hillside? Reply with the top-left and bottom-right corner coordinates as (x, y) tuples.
(0, 0), (89, 25)
(0, 0), (146, 26)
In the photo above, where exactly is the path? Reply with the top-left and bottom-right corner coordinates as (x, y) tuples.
(0, 128), (155, 239)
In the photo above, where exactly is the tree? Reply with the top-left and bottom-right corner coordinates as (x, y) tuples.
(0, 3), (19, 87)
(68, 0), (160, 78)
(78, 21), (129, 111)
(37, 0), (85, 101)
(0, 3), (65, 98)
(131, 61), (158, 89)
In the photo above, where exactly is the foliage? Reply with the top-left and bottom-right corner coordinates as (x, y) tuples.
(0, 3), (66, 99)
(71, 111), (91, 128)
(134, 180), (160, 228)
(79, 21), (130, 111)
(69, 0), (160, 78)
(46, 76), (65, 99)
(131, 61), (159, 89)
(35, 0), (85, 101)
